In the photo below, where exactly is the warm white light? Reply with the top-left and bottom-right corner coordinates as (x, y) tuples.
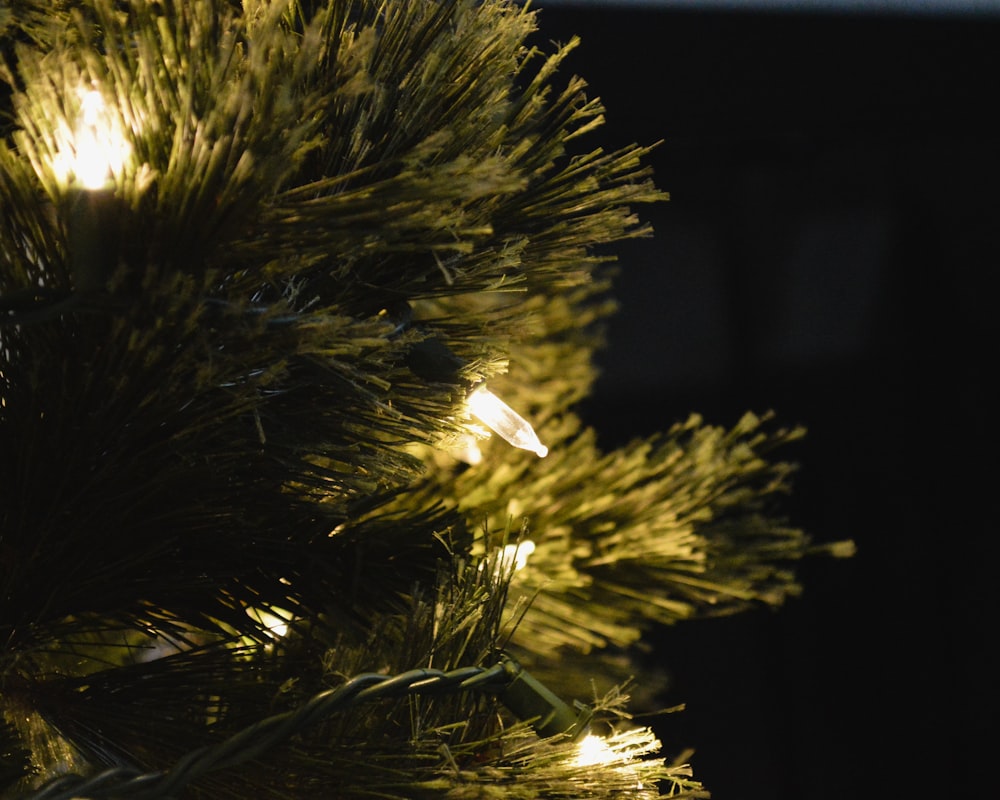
(53, 88), (131, 189)
(499, 539), (535, 573)
(453, 434), (484, 465)
(570, 728), (665, 792)
(574, 733), (619, 767)
(246, 606), (292, 639)
(466, 384), (548, 458)
(479, 539), (535, 579)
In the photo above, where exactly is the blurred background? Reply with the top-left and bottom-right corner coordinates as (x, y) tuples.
(531, 2), (997, 798)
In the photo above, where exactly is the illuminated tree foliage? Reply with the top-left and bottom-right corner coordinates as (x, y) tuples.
(0, 1), (851, 797)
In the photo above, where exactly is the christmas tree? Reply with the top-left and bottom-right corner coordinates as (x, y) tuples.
(0, 1), (853, 797)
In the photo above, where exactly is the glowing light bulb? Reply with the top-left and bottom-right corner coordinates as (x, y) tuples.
(499, 539), (535, 572)
(246, 606), (292, 639)
(481, 539), (536, 577)
(466, 384), (548, 458)
(53, 88), (131, 189)
(573, 733), (619, 767)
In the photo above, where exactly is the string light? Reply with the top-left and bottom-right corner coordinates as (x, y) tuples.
(383, 304), (549, 460)
(498, 539), (535, 572)
(479, 539), (535, 579)
(52, 87), (131, 189)
(46, 85), (133, 294)
(573, 733), (618, 767)
(570, 728), (665, 792)
(466, 384), (548, 458)
(245, 606), (293, 639)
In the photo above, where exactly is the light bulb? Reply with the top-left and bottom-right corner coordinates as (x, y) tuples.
(498, 539), (535, 572)
(480, 539), (535, 578)
(573, 733), (619, 767)
(466, 384), (548, 458)
(246, 606), (292, 639)
(53, 88), (131, 189)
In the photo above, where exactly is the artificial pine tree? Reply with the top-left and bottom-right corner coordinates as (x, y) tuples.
(0, 1), (853, 797)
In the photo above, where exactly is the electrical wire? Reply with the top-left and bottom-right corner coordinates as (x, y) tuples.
(25, 661), (511, 800)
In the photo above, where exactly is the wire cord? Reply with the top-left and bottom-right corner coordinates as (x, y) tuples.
(26, 662), (511, 800)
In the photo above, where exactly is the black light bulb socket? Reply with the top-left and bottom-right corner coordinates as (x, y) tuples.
(379, 301), (466, 385)
(496, 656), (593, 740)
(405, 336), (465, 384)
(67, 187), (120, 294)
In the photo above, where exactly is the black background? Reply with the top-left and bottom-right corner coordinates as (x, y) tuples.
(533, 3), (997, 799)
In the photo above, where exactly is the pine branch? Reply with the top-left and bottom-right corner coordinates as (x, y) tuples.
(421, 410), (853, 660)
(1, 0), (847, 796)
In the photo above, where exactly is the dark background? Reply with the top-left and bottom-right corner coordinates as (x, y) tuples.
(533, 3), (997, 798)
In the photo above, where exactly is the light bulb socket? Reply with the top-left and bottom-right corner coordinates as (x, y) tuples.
(67, 187), (120, 294)
(379, 301), (465, 384)
(496, 656), (593, 740)
(405, 336), (465, 384)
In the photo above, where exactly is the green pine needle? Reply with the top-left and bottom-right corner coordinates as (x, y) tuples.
(1, 1), (847, 796)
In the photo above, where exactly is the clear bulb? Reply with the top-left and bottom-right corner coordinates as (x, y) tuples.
(53, 88), (131, 189)
(246, 606), (293, 639)
(480, 539), (536, 577)
(499, 539), (535, 572)
(466, 384), (548, 458)
(574, 733), (619, 767)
